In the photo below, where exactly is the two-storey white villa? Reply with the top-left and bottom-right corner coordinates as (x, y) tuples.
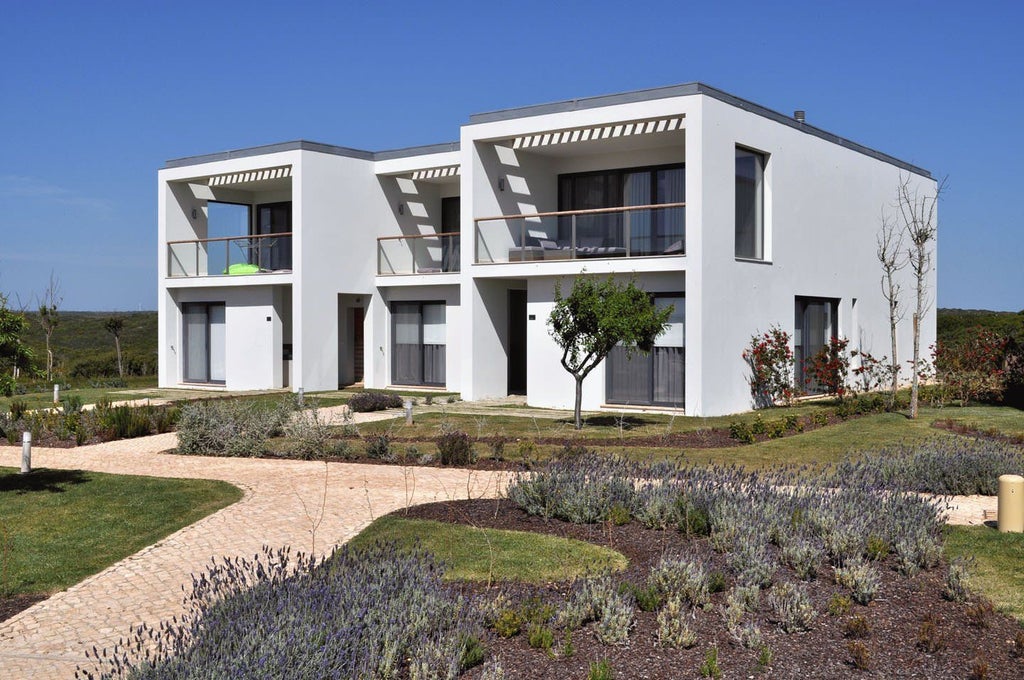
(157, 83), (936, 416)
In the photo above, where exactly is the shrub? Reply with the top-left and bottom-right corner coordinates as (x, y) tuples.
(916, 615), (945, 653)
(699, 646), (722, 679)
(436, 424), (475, 466)
(618, 581), (662, 612)
(781, 537), (822, 581)
(843, 615), (872, 639)
(656, 595), (697, 649)
(176, 398), (292, 456)
(284, 406), (336, 460)
(366, 433), (393, 460)
(829, 437), (1024, 496)
(768, 581), (816, 633)
(847, 640), (871, 671)
(827, 593), (852, 617)
(593, 591), (634, 645)
(587, 659), (614, 680)
(833, 559), (880, 605)
(80, 544), (481, 680)
(492, 609), (521, 638)
(649, 556), (711, 607)
(934, 327), (1008, 405)
(743, 326), (796, 408)
(966, 598), (995, 629)
(526, 624), (554, 651)
(558, 577), (616, 631)
(8, 399), (28, 420)
(804, 336), (851, 399)
(100, 405), (154, 439)
(943, 556), (972, 602)
(348, 390), (404, 413)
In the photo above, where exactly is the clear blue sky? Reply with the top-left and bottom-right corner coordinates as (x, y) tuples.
(1, 0), (1021, 311)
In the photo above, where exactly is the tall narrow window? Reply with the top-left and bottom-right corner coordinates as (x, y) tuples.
(794, 296), (838, 393)
(183, 302), (226, 384)
(392, 302), (446, 387)
(735, 148), (765, 260)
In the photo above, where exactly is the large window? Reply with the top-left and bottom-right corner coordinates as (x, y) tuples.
(392, 302), (446, 386)
(794, 296), (838, 393)
(606, 294), (684, 407)
(183, 302), (225, 384)
(735, 148), (765, 260)
(557, 164), (685, 257)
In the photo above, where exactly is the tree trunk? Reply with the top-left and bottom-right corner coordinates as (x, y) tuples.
(888, 296), (899, 409)
(45, 336), (53, 382)
(115, 336), (123, 379)
(909, 313), (920, 419)
(574, 376), (584, 430)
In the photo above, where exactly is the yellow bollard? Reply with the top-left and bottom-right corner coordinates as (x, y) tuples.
(997, 474), (1024, 533)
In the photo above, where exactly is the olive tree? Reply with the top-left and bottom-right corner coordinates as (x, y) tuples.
(548, 276), (672, 429)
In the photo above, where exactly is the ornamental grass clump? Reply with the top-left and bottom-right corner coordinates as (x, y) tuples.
(78, 543), (482, 680)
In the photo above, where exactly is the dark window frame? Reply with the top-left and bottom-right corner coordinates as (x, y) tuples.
(735, 146), (767, 260)
(390, 300), (447, 388)
(182, 301), (226, 385)
(794, 296), (839, 393)
(605, 292), (685, 408)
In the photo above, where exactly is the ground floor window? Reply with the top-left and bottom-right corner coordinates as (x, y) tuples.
(794, 296), (839, 393)
(183, 302), (225, 384)
(392, 301), (445, 386)
(606, 294), (684, 407)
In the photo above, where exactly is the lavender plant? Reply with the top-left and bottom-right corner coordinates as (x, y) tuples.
(78, 543), (482, 680)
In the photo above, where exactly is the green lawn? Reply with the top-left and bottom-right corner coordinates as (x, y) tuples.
(945, 525), (1024, 621)
(0, 467), (241, 597)
(0, 376), (159, 413)
(349, 515), (627, 584)
(354, 405), (1024, 470)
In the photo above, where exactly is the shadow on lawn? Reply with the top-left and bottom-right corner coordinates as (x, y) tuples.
(567, 415), (661, 429)
(0, 469), (89, 494)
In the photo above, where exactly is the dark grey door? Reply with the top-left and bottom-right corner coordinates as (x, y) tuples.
(508, 290), (527, 394)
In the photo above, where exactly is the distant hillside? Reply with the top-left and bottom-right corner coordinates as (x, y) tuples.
(20, 311), (157, 377)
(937, 308), (1024, 345)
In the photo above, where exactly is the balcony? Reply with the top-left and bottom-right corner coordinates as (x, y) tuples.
(474, 203), (685, 264)
(377, 233), (461, 275)
(167, 233), (293, 278)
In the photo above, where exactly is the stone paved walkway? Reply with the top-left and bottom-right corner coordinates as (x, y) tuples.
(0, 420), (505, 679)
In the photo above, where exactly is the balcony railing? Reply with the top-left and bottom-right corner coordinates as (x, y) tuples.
(475, 203), (685, 264)
(377, 233), (461, 275)
(167, 233), (293, 278)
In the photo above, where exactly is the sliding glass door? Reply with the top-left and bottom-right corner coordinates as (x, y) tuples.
(183, 302), (225, 384)
(606, 295), (684, 407)
(392, 302), (446, 386)
(255, 202), (292, 271)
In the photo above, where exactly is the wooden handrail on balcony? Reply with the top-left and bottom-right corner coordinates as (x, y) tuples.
(376, 232), (460, 242)
(473, 202), (686, 223)
(167, 232), (293, 245)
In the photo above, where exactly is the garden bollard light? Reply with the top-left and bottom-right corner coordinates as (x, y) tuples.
(21, 431), (31, 474)
(997, 474), (1024, 533)
(53, 383), (60, 404)
(404, 399), (413, 425)
(298, 387), (304, 406)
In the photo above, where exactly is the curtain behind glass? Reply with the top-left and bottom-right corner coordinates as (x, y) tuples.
(183, 304), (209, 383)
(393, 303), (422, 385)
(606, 346), (652, 404)
(625, 171), (652, 255)
(657, 168), (686, 254)
(208, 304), (226, 383)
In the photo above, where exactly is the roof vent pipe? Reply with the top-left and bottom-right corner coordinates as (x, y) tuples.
(794, 110), (806, 123)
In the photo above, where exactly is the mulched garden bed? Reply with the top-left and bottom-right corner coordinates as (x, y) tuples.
(0, 594), (46, 623)
(401, 499), (1024, 679)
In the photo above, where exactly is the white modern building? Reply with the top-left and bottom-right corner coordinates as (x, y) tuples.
(157, 83), (936, 416)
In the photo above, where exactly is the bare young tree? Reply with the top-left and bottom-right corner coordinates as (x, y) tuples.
(896, 173), (946, 419)
(876, 212), (905, 408)
(36, 272), (62, 382)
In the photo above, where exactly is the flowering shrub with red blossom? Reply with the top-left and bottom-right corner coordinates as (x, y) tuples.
(933, 327), (1008, 405)
(743, 326), (795, 409)
(805, 337), (851, 399)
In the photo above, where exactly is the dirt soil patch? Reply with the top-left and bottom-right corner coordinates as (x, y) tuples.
(401, 499), (1024, 679)
(0, 594), (46, 624)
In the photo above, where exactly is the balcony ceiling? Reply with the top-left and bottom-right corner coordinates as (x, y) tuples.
(206, 165), (293, 191)
(508, 115), (686, 158)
